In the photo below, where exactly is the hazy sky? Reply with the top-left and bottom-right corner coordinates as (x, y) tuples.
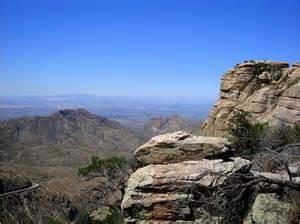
(1, 0), (299, 100)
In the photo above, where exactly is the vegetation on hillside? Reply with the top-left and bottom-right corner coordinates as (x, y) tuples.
(74, 207), (123, 224)
(228, 111), (265, 156)
(78, 156), (128, 176)
(228, 110), (300, 157)
(47, 217), (63, 224)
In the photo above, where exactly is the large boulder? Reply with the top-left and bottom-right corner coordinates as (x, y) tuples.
(202, 61), (300, 137)
(134, 131), (233, 166)
(121, 157), (251, 223)
(243, 193), (294, 224)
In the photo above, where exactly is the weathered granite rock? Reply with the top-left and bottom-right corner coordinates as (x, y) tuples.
(134, 131), (233, 166)
(121, 157), (251, 223)
(243, 193), (293, 224)
(202, 61), (300, 136)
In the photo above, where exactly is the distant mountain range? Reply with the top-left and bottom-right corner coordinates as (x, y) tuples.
(0, 95), (212, 127)
(142, 115), (193, 138)
(0, 109), (144, 166)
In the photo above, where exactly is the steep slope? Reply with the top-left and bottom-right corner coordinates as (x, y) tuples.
(202, 61), (300, 136)
(0, 170), (78, 224)
(0, 109), (145, 223)
(0, 109), (143, 165)
(142, 115), (192, 138)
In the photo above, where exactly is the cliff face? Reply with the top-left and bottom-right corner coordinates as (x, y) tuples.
(202, 61), (300, 136)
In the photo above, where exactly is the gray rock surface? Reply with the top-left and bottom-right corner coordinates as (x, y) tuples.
(243, 193), (293, 224)
(134, 131), (233, 166)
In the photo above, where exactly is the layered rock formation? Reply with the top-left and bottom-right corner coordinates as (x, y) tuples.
(134, 131), (233, 166)
(202, 61), (300, 136)
(121, 132), (300, 223)
(121, 157), (251, 223)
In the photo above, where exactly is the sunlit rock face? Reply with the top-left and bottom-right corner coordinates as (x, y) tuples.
(134, 131), (233, 166)
(121, 157), (251, 223)
(202, 61), (300, 137)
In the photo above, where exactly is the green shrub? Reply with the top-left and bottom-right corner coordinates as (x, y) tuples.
(48, 217), (63, 224)
(78, 156), (128, 176)
(74, 208), (123, 224)
(228, 110), (300, 157)
(228, 111), (266, 156)
(260, 124), (300, 150)
(74, 210), (90, 224)
(100, 207), (123, 224)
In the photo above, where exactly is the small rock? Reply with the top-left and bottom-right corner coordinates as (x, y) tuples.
(243, 193), (293, 224)
(258, 71), (271, 82)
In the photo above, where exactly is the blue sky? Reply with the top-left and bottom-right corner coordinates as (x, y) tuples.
(1, 0), (299, 101)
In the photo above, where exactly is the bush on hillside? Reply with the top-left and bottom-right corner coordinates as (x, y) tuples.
(259, 123), (300, 150)
(228, 110), (300, 168)
(228, 111), (265, 157)
(48, 217), (63, 224)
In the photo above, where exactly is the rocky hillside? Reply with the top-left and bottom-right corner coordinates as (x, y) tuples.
(0, 109), (143, 165)
(142, 115), (192, 138)
(0, 170), (78, 223)
(0, 169), (32, 194)
(202, 61), (300, 136)
(0, 108), (142, 150)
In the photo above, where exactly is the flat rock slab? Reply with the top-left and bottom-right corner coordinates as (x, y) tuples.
(134, 131), (232, 166)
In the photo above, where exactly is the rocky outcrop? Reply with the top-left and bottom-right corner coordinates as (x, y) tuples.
(122, 132), (300, 223)
(121, 60), (300, 223)
(121, 157), (251, 223)
(134, 131), (233, 166)
(202, 61), (300, 136)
